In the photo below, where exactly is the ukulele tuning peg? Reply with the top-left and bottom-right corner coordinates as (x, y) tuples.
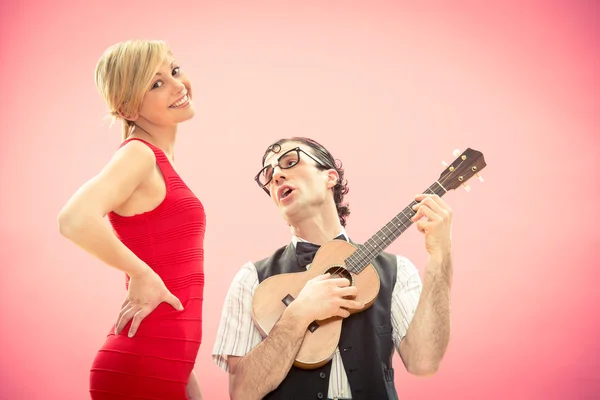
(476, 173), (484, 182)
(442, 160), (449, 167)
(462, 183), (471, 192)
(453, 149), (462, 157)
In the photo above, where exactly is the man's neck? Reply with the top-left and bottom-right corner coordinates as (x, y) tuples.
(289, 210), (343, 245)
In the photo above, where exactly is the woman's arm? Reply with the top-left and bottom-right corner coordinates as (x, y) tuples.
(58, 140), (182, 336)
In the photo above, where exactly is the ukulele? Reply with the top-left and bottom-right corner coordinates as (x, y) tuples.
(251, 148), (486, 369)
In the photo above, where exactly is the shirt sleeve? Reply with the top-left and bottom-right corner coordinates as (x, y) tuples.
(211, 261), (264, 372)
(391, 255), (423, 353)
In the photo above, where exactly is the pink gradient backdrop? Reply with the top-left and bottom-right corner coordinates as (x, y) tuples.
(1, 1), (598, 399)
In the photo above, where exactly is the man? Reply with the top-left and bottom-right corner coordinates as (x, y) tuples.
(212, 137), (453, 399)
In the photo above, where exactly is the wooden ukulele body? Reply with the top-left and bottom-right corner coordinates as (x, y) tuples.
(252, 239), (380, 369)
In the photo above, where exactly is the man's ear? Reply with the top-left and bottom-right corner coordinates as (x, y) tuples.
(325, 169), (339, 189)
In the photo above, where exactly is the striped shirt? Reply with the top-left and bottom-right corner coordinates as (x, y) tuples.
(211, 229), (423, 399)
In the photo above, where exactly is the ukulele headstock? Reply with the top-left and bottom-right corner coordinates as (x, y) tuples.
(439, 148), (487, 192)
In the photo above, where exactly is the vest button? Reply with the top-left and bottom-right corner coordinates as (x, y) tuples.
(319, 372), (326, 379)
(317, 392), (324, 399)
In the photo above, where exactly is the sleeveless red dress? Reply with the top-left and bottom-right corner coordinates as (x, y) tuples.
(89, 138), (206, 399)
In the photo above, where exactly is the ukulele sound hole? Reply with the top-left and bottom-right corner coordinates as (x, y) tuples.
(325, 265), (354, 286)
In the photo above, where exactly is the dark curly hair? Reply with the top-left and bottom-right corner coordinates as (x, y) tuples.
(260, 137), (351, 227)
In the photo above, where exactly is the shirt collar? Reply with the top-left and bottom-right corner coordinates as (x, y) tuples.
(291, 226), (349, 248)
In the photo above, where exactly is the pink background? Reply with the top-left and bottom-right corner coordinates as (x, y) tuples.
(1, 1), (599, 399)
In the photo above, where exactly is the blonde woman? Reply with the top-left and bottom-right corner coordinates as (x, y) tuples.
(58, 40), (205, 399)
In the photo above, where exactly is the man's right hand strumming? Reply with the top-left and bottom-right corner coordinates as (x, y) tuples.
(290, 273), (365, 324)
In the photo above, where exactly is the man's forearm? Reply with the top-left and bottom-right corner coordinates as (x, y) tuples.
(401, 254), (452, 375)
(230, 305), (310, 399)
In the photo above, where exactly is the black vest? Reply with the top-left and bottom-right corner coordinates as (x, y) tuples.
(255, 242), (399, 400)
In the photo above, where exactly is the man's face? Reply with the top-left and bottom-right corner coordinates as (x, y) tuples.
(261, 141), (338, 222)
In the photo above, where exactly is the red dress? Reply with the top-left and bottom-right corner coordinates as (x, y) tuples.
(89, 138), (206, 399)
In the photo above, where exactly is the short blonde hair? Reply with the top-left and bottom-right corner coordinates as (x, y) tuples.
(94, 39), (171, 140)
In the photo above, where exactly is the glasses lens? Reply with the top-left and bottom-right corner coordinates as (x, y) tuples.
(257, 165), (273, 186)
(279, 149), (299, 169)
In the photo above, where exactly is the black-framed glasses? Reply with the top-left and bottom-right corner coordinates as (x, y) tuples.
(254, 146), (328, 194)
